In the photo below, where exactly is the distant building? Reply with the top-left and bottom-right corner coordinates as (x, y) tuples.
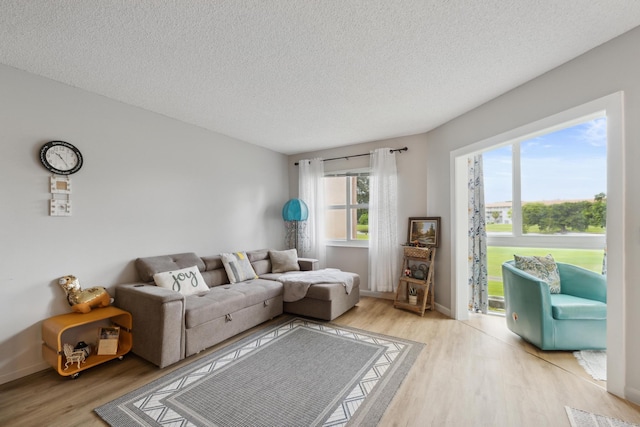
(485, 201), (512, 224)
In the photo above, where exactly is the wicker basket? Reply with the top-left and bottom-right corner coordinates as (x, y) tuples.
(403, 246), (431, 259)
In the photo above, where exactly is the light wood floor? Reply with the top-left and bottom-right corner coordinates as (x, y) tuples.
(1, 297), (638, 426)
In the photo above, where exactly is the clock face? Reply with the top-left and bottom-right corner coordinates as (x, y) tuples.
(40, 141), (83, 175)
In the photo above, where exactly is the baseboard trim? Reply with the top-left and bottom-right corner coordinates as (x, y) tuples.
(360, 290), (452, 317)
(435, 303), (451, 317)
(624, 385), (640, 406)
(0, 361), (49, 386)
(360, 290), (395, 300)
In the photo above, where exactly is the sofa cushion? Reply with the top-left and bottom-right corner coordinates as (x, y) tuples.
(247, 249), (272, 275)
(184, 279), (283, 328)
(200, 255), (230, 287)
(202, 255), (224, 271)
(514, 254), (561, 293)
(220, 252), (258, 283)
(185, 289), (247, 328)
(201, 269), (229, 288)
(136, 252), (205, 283)
(550, 294), (607, 320)
(153, 265), (210, 296)
(269, 249), (301, 273)
(247, 249), (270, 263)
(229, 279), (283, 305)
(259, 272), (284, 281)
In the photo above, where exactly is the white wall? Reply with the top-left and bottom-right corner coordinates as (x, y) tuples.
(0, 64), (289, 384)
(425, 27), (640, 402)
(288, 134), (429, 300)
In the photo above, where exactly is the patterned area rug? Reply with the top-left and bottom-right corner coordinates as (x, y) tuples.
(566, 407), (639, 427)
(95, 317), (424, 426)
(573, 350), (607, 381)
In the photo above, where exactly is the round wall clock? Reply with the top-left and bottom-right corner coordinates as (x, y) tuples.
(39, 141), (83, 175)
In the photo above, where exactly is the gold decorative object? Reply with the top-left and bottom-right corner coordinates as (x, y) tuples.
(58, 275), (112, 314)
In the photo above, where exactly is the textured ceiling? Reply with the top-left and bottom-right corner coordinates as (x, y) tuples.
(1, 1), (639, 155)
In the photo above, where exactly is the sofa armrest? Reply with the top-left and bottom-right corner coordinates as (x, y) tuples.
(298, 258), (318, 271)
(115, 283), (186, 368)
(557, 262), (607, 303)
(502, 261), (555, 348)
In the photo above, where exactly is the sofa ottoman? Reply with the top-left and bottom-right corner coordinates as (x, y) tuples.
(283, 278), (360, 320)
(250, 250), (360, 321)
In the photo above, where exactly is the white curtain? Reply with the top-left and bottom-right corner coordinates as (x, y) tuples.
(368, 148), (399, 292)
(299, 158), (326, 266)
(468, 154), (488, 313)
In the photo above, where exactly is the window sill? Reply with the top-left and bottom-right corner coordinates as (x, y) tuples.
(487, 234), (605, 250)
(325, 241), (369, 249)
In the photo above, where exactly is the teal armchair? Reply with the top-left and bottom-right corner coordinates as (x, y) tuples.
(502, 260), (606, 350)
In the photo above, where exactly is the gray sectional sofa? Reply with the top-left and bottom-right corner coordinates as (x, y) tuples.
(115, 249), (360, 368)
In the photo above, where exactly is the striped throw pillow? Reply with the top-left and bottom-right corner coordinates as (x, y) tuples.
(220, 252), (258, 284)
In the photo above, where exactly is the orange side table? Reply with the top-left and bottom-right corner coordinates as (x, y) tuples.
(41, 306), (132, 378)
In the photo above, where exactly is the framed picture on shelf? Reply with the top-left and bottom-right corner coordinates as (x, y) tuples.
(407, 217), (441, 248)
(97, 326), (120, 355)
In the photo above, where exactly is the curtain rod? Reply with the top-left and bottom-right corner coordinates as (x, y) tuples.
(294, 147), (408, 166)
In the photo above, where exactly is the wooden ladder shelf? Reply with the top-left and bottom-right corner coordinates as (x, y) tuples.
(394, 247), (436, 317)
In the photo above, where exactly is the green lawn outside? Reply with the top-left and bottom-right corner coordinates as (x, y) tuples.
(486, 224), (605, 234)
(488, 280), (503, 297)
(487, 246), (605, 297)
(486, 224), (513, 232)
(356, 224), (368, 240)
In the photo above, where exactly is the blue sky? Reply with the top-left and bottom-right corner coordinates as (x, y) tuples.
(483, 117), (607, 204)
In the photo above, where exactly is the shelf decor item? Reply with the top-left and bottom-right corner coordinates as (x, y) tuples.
(58, 275), (112, 314)
(97, 326), (120, 355)
(63, 343), (85, 370)
(407, 217), (441, 248)
(408, 286), (418, 305)
(74, 341), (91, 358)
(403, 245), (431, 259)
(410, 264), (428, 280)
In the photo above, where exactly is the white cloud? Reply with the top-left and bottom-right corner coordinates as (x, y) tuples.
(581, 117), (606, 147)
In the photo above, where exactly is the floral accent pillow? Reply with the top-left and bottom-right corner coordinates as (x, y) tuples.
(514, 254), (561, 293)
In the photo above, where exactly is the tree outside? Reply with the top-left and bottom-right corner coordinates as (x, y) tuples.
(521, 194), (606, 234)
(356, 176), (369, 238)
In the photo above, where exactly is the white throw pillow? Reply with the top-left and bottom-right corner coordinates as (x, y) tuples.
(220, 252), (258, 283)
(269, 249), (300, 273)
(153, 265), (209, 296)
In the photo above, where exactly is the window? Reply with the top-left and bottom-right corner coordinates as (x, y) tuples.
(484, 116), (607, 242)
(482, 116), (607, 307)
(324, 172), (369, 242)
